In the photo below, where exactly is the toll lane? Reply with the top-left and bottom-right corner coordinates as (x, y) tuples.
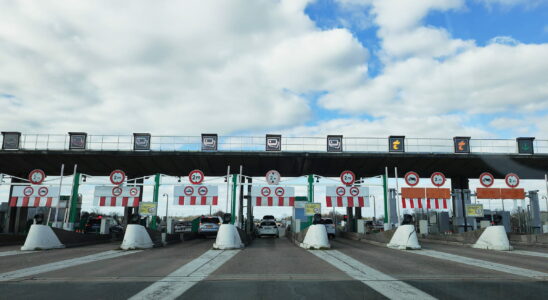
(183, 237), (386, 299)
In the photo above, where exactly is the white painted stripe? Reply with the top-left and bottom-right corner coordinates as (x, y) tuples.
(310, 250), (437, 300)
(0, 250), (141, 282)
(410, 250), (548, 279)
(0, 250), (37, 257)
(509, 250), (548, 259)
(129, 249), (240, 300)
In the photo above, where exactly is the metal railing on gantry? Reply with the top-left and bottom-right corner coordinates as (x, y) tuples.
(1, 133), (547, 154)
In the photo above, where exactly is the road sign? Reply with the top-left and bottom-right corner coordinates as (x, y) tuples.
(465, 204), (484, 217)
(23, 186), (34, 196)
(202, 133), (218, 151)
(505, 173), (520, 188)
(389, 136), (405, 152)
(266, 134), (282, 151)
(516, 137), (534, 154)
(430, 172), (446, 187)
(453, 136), (470, 154)
(305, 203), (321, 216)
(265, 170), (281, 185)
(109, 169), (126, 185)
(325, 186), (369, 207)
(340, 170), (356, 186)
(2, 132), (21, 150)
(189, 169), (205, 185)
(38, 186), (49, 197)
(479, 172), (495, 187)
(28, 169), (46, 185)
(198, 186), (208, 196)
(251, 185), (295, 206)
(274, 187), (285, 197)
(139, 202), (157, 216)
(133, 133), (151, 150)
(327, 135), (343, 152)
(112, 187), (123, 196)
(404, 171), (420, 186)
(68, 132), (87, 150)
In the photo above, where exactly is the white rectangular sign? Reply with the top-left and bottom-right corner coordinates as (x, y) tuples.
(251, 186), (295, 206)
(93, 186), (142, 207)
(173, 185), (219, 205)
(325, 186), (369, 207)
(10, 185), (60, 207)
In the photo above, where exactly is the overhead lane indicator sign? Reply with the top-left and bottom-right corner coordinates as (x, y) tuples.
(516, 137), (534, 154)
(404, 171), (420, 186)
(453, 136), (470, 154)
(389, 136), (405, 152)
(479, 172), (495, 188)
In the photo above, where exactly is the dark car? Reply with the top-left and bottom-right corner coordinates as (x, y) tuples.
(84, 216), (124, 234)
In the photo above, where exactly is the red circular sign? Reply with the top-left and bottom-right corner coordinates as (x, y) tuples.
(109, 170), (126, 185)
(275, 187), (285, 197)
(112, 187), (123, 196)
(23, 186), (34, 196)
(28, 169), (46, 185)
(129, 187), (139, 196)
(189, 170), (205, 185)
(261, 187), (271, 197)
(184, 186), (194, 196)
(505, 173), (520, 188)
(350, 187), (360, 196)
(479, 172), (495, 188)
(38, 187), (49, 197)
(404, 171), (420, 186)
(340, 171), (356, 186)
(430, 172), (446, 187)
(336, 187), (346, 196)
(198, 186), (208, 196)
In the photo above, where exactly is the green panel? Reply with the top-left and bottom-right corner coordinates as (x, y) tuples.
(231, 174), (238, 224)
(383, 174), (388, 223)
(68, 173), (80, 224)
(150, 173), (160, 230)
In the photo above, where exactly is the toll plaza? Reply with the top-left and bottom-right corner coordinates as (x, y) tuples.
(1, 133), (548, 299)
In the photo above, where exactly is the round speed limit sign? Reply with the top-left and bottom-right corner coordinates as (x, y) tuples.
(109, 170), (126, 185)
(505, 173), (520, 188)
(430, 172), (446, 187)
(340, 170), (356, 186)
(28, 169), (46, 185)
(189, 170), (205, 185)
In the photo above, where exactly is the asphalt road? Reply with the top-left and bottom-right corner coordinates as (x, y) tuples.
(0, 236), (546, 299)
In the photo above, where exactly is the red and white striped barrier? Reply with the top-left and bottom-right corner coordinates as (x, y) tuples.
(93, 186), (141, 207)
(174, 185), (218, 205)
(9, 186), (60, 207)
(251, 186), (295, 206)
(402, 198), (450, 210)
(325, 186), (368, 207)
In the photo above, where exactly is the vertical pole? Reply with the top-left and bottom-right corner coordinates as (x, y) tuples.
(394, 167), (401, 225)
(307, 175), (314, 227)
(246, 177), (253, 234)
(383, 168), (389, 228)
(53, 164), (65, 227)
(231, 174), (237, 224)
(67, 171), (80, 229)
(225, 166), (230, 213)
(545, 174), (548, 212)
(151, 173), (160, 230)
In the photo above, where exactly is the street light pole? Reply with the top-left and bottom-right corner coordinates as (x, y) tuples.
(163, 193), (169, 221)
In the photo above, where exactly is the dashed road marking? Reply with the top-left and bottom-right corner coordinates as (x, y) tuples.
(129, 249), (240, 300)
(409, 249), (548, 279)
(0, 250), (141, 282)
(310, 250), (437, 300)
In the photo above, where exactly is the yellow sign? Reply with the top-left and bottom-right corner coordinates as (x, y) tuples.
(465, 204), (484, 217)
(392, 139), (401, 150)
(304, 203), (321, 216)
(139, 202), (157, 216)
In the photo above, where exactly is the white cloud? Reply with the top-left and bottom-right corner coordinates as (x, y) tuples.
(0, 0), (366, 134)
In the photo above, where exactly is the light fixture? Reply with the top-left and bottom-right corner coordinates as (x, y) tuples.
(178, 177), (181, 183)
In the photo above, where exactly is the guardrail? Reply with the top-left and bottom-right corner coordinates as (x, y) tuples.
(1, 134), (547, 154)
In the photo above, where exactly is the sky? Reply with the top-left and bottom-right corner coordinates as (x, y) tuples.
(1, 1), (548, 218)
(0, 0), (547, 138)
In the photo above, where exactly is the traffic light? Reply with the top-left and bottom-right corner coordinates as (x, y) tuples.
(343, 215), (348, 220)
(453, 136), (470, 154)
(388, 136), (405, 152)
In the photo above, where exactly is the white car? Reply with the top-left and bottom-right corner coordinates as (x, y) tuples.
(198, 216), (222, 237)
(256, 220), (279, 238)
(322, 218), (336, 239)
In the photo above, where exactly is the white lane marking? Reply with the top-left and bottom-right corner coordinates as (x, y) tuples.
(0, 250), (141, 282)
(510, 250), (548, 259)
(129, 249), (240, 300)
(410, 250), (548, 279)
(0, 250), (37, 257)
(310, 250), (437, 300)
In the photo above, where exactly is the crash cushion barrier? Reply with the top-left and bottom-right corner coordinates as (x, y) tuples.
(387, 225), (421, 250)
(300, 224), (330, 249)
(213, 224), (245, 250)
(473, 225), (513, 251)
(21, 225), (64, 250)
